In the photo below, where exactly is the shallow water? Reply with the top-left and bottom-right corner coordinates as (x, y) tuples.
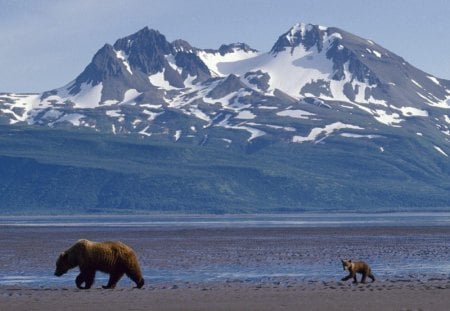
(2, 212), (450, 228)
(1, 213), (450, 288)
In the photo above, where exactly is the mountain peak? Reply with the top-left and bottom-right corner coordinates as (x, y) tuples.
(172, 39), (195, 53)
(218, 43), (258, 55)
(112, 27), (173, 75)
(270, 22), (330, 54)
(127, 26), (161, 39)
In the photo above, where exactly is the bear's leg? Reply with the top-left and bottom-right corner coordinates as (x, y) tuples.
(76, 273), (86, 289)
(126, 270), (144, 288)
(102, 272), (124, 289)
(83, 271), (96, 289)
(76, 270), (96, 289)
(368, 273), (375, 282)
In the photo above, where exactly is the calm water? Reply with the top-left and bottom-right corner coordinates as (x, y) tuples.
(1, 213), (450, 287)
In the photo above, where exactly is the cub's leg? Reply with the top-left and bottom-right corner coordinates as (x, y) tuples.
(102, 271), (124, 289)
(352, 273), (358, 284)
(368, 272), (375, 282)
(342, 271), (356, 282)
(360, 272), (367, 284)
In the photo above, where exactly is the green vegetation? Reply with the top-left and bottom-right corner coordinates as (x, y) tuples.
(0, 125), (449, 214)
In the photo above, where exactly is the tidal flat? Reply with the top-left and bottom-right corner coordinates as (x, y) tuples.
(1, 213), (450, 310)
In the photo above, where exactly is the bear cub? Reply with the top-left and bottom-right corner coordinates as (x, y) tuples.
(55, 239), (144, 289)
(341, 259), (375, 284)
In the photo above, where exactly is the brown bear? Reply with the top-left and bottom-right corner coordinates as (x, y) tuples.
(341, 259), (375, 284)
(54, 239), (144, 289)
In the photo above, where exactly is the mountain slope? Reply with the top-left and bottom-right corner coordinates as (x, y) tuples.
(0, 22), (449, 213)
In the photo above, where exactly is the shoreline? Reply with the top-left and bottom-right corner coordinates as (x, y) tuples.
(2, 279), (450, 311)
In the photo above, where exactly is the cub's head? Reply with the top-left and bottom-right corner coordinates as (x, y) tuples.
(54, 252), (76, 276)
(341, 259), (353, 271)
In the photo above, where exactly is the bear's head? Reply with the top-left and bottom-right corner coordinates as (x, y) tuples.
(54, 251), (77, 276)
(341, 259), (352, 271)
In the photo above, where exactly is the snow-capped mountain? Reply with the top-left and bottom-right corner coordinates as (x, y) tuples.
(2, 23), (450, 155)
(1, 23), (450, 213)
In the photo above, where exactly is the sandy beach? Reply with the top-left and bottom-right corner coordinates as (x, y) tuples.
(2, 217), (450, 310)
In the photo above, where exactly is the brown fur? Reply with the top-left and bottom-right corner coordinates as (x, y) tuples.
(54, 239), (144, 289)
(341, 259), (375, 284)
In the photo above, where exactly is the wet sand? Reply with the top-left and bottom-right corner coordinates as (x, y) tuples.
(2, 280), (450, 311)
(1, 225), (450, 310)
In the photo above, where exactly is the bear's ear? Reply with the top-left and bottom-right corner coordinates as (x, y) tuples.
(348, 260), (352, 263)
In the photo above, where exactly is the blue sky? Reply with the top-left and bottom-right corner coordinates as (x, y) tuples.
(1, 0), (450, 92)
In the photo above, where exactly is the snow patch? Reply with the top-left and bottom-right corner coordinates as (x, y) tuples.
(373, 109), (403, 127)
(258, 105), (278, 110)
(140, 104), (162, 109)
(139, 126), (152, 137)
(392, 106), (428, 117)
(276, 109), (315, 119)
(221, 138), (232, 145)
(235, 110), (256, 120)
(106, 110), (122, 118)
(42, 109), (63, 120)
(372, 50), (382, 58)
(247, 122), (296, 132)
(215, 114), (265, 141)
(53, 113), (85, 126)
(340, 133), (381, 139)
(206, 37), (337, 99)
(165, 54), (181, 73)
(149, 70), (179, 90)
(102, 99), (119, 106)
(68, 83), (103, 108)
(115, 50), (132, 75)
(121, 89), (141, 104)
(434, 145), (448, 157)
(198, 48), (259, 77)
(174, 130), (181, 141)
(411, 79), (423, 88)
(132, 118), (140, 127)
(204, 89), (252, 112)
(417, 92), (450, 109)
(427, 76), (440, 86)
(142, 110), (164, 121)
(366, 48), (382, 58)
(292, 122), (363, 143)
